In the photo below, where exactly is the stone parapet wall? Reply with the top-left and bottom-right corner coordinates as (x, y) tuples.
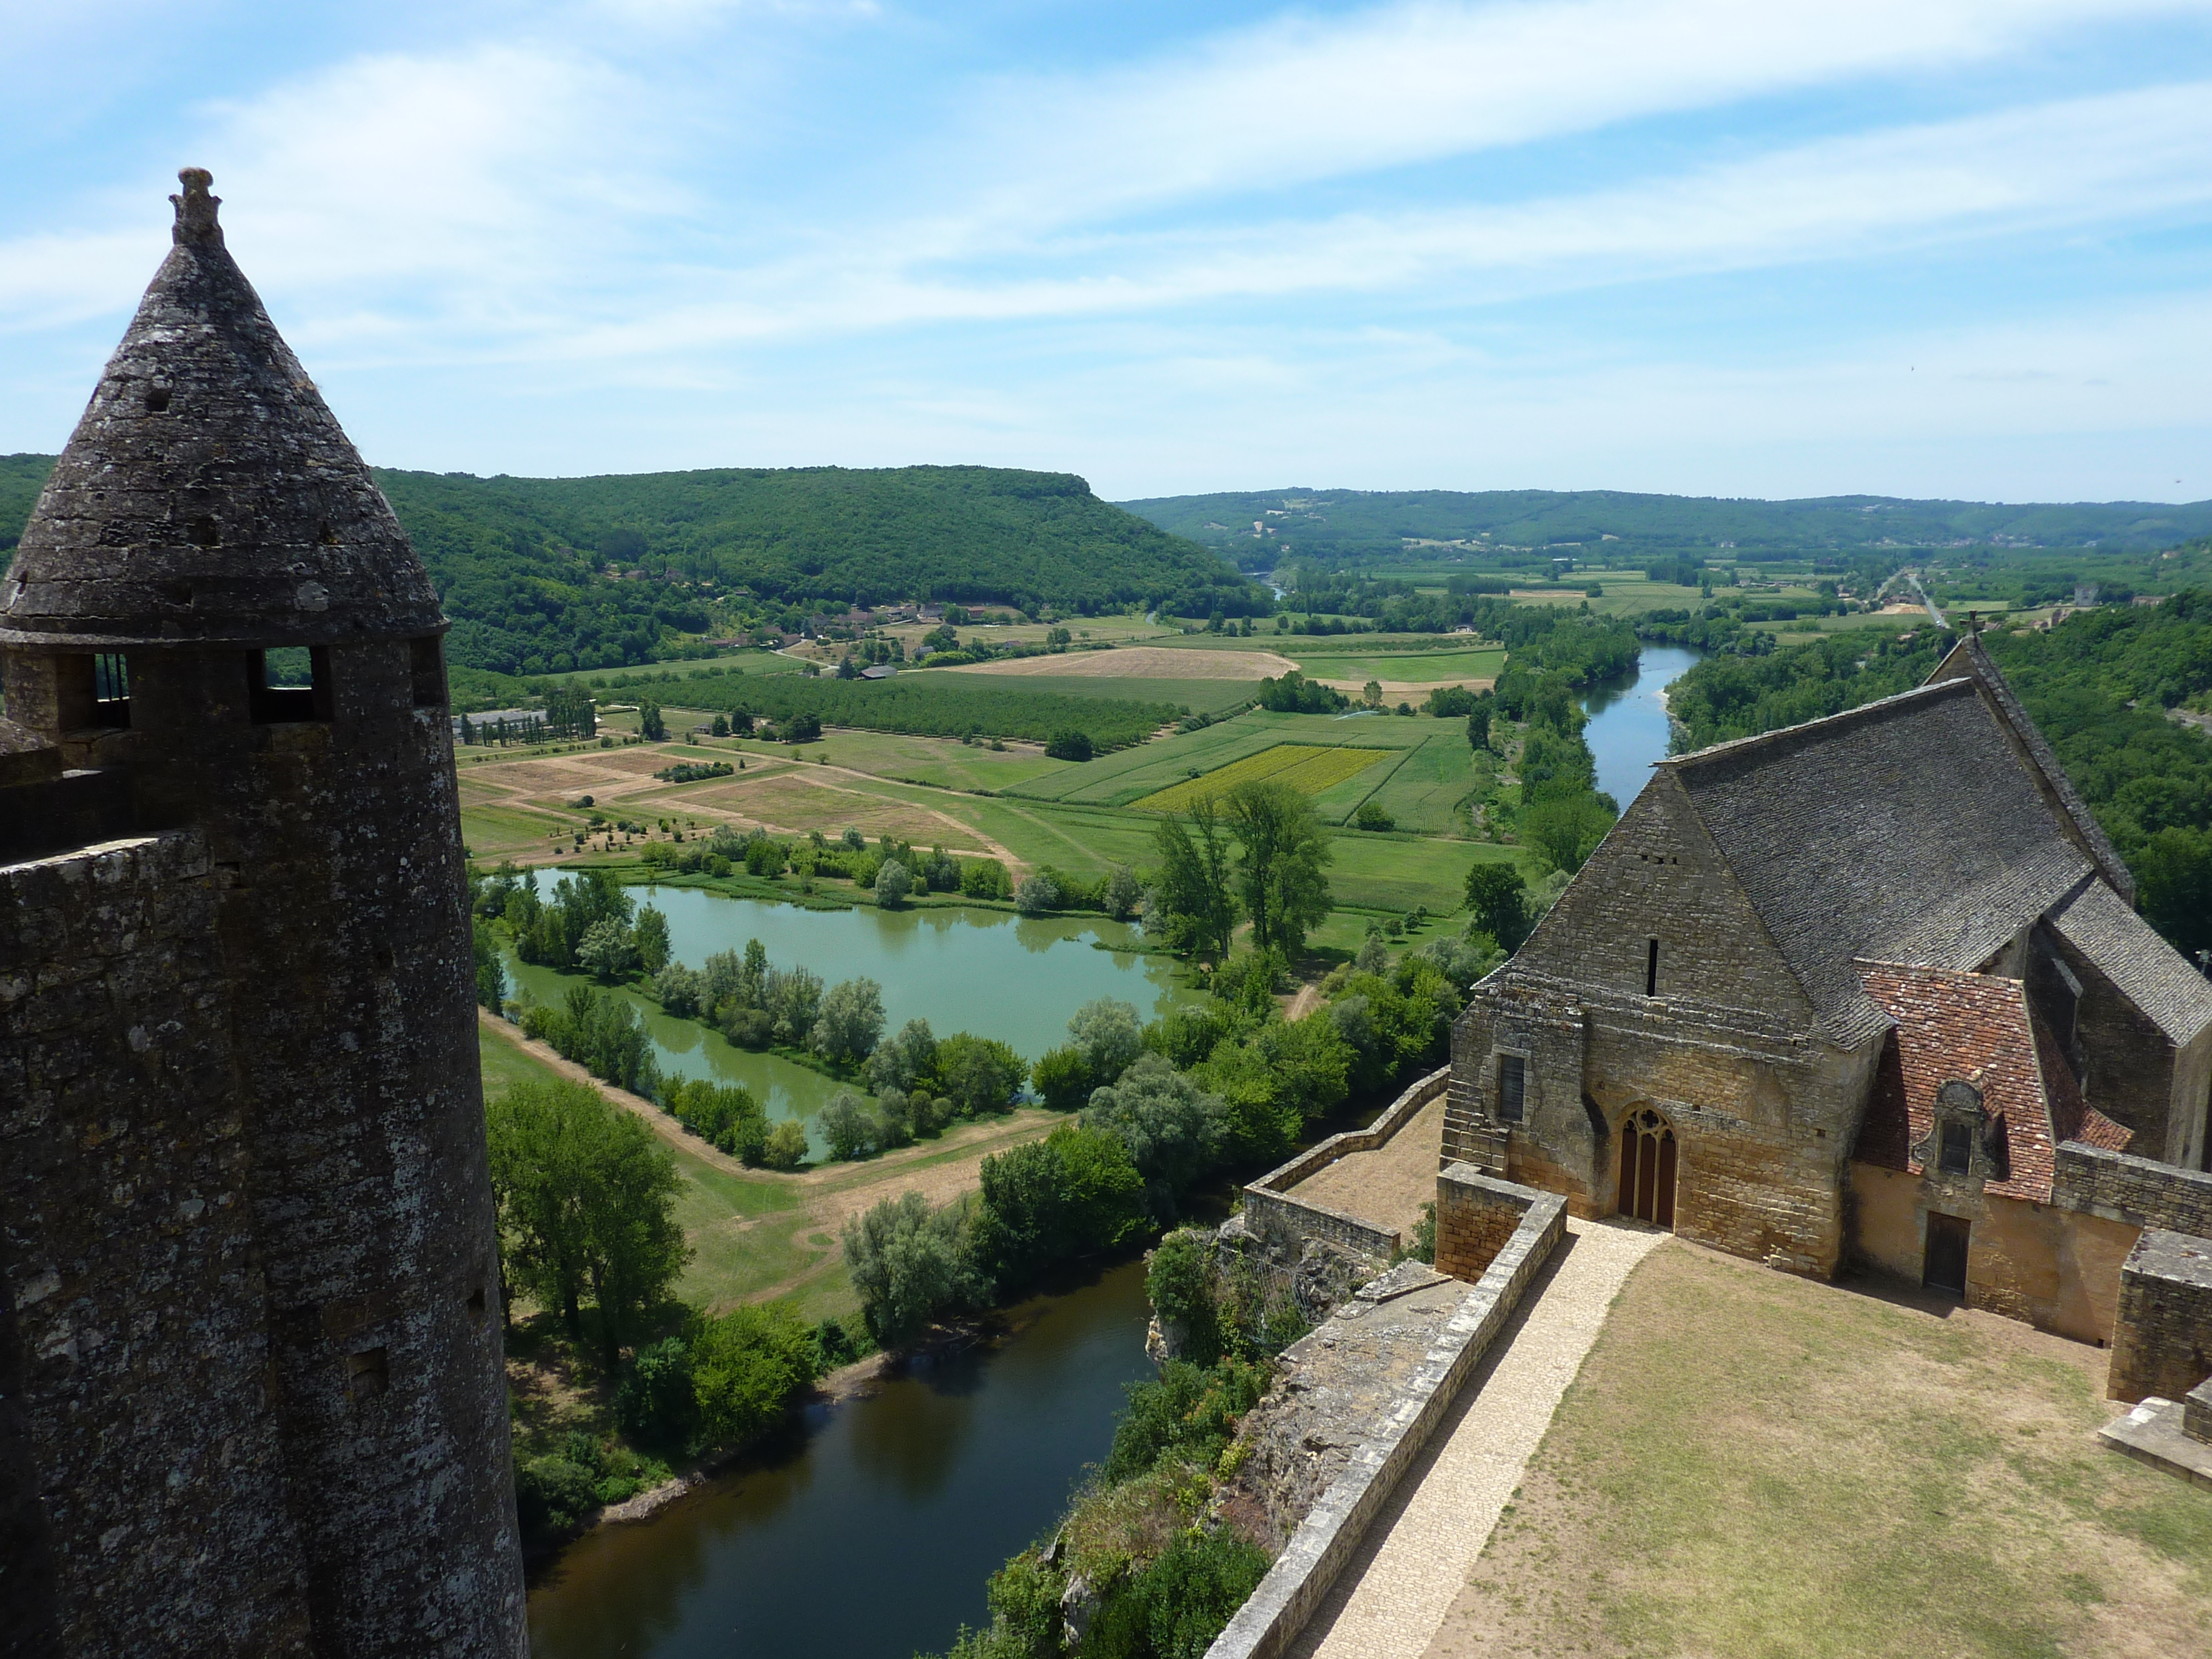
(2108, 1229), (2212, 1405)
(2187, 1377), (2212, 1445)
(2054, 1141), (2212, 1235)
(0, 832), (317, 1654)
(1241, 1067), (1451, 1265)
(1205, 1171), (1567, 1659)
(1436, 1167), (1538, 1282)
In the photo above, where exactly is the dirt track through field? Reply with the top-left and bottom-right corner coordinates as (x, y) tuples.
(950, 645), (1300, 680)
(478, 1011), (1054, 1301)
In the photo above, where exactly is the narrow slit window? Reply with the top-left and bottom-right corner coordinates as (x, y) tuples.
(1497, 1054), (1526, 1124)
(250, 646), (333, 724)
(409, 635), (447, 709)
(91, 652), (130, 728)
(1939, 1121), (1972, 1176)
(1646, 938), (1660, 997)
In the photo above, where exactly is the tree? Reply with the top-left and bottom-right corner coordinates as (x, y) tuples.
(1361, 680), (1383, 708)
(1354, 800), (1394, 831)
(817, 1088), (877, 1161)
(640, 702), (667, 741)
(972, 1125), (1144, 1293)
(1466, 699), (1493, 751)
(935, 1033), (1025, 1116)
(1224, 782), (1333, 957)
(1029, 1044), (1094, 1111)
(1081, 1054), (1227, 1219)
(1521, 792), (1614, 874)
(653, 960), (703, 1017)
(1150, 799), (1239, 964)
(1463, 863), (1532, 952)
(1045, 730), (1094, 761)
(812, 977), (886, 1065)
(487, 1081), (689, 1370)
(632, 904), (671, 975)
(576, 1111), (691, 1371)
(874, 858), (912, 907)
(1067, 997), (1144, 1085)
(576, 917), (635, 982)
(762, 1119), (809, 1170)
(1101, 863), (1142, 920)
(786, 711), (822, 742)
(711, 712), (729, 737)
(865, 1017), (939, 1096)
(843, 1191), (975, 1347)
(472, 918), (506, 1010)
(1014, 874), (1061, 915)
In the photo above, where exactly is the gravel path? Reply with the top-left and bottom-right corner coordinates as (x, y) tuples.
(1287, 1096), (1446, 1242)
(1287, 1218), (1669, 1659)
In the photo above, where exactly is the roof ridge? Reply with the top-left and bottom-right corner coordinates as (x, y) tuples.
(1661, 677), (1973, 771)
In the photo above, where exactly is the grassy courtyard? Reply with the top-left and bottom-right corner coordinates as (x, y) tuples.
(1441, 1241), (2212, 1659)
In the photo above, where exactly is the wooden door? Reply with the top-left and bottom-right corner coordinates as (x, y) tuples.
(1923, 1213), (1969, 1296)
(1618, 1108), (1678, 1227)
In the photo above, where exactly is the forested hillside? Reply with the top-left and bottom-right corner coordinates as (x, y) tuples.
(1667, 597), (2212, 956)
(0, 460), (1262, 674)
(1125, 486), (2212, 571)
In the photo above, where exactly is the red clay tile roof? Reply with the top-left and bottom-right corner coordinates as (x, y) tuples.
(1854, 962), (2131, 1202)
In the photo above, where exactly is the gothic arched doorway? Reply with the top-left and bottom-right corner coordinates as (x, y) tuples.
(1619, 1108), (1678, 1228)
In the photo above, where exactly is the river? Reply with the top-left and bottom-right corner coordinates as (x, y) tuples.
(1578, 643), (1700, 809)
(526, 1261), (1153, 1659)
(521, 646), (1697, 1659)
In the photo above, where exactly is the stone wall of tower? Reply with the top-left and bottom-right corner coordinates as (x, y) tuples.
(119, 640), (525, 1654)
(0, 832), (315, 1655)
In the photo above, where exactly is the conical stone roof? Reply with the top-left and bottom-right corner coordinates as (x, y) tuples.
(0, 169), (443, 649)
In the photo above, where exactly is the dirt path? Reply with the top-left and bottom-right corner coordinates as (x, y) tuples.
(478, 1011), (1056, 1289)
(1288, 1219), (1668, 1659)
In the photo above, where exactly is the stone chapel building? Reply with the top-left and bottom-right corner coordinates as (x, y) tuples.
(1444, 638), (2212, 1347)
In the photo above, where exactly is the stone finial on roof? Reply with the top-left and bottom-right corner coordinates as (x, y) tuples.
(170, 167), (222, 246)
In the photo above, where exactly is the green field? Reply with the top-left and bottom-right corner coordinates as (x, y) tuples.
(1132, 744), (1384, 812)
(1282, 646), (1506, 683)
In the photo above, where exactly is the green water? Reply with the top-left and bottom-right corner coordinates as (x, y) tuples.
(504, 882), (1199, 1137)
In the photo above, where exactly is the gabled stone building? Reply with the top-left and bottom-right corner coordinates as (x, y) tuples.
(1445, 637), (2212, 1350)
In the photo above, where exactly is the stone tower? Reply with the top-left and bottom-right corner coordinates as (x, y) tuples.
(0, 172), (525, 1654)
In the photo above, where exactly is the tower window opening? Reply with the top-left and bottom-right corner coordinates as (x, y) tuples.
(250, 646), (332, 724)
(346, 1347), (389, 1401)
(1939, 1120), (1972, 1176)
(1646, 937), (1660, 997)
(144, 384), (171, 412)
(92, 652), (131, 727)
(1496, 1053), (1526, 1124)
(409, 635), (447, 709)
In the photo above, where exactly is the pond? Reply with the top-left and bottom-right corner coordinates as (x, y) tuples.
(1580, 644), (1700, 811)
(526, 1259), (1155, 1659)
(504, 880), (1199, 1139)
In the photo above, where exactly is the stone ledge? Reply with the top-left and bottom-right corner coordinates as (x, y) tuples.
(1204, 1175), (1567, 1659)
(2097, 1397), (2212, 1492)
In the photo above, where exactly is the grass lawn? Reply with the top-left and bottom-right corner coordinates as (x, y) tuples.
(1443, 1240), (2212, 1659)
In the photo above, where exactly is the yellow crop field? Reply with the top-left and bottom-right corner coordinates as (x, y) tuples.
(1134, 745), (1382, 813)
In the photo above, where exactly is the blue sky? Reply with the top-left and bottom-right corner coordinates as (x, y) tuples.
(6, 0), (2212, 503)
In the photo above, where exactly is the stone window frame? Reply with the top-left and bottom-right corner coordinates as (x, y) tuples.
(1490, 1046), (1532, 1125)
(1912, 1077), (2008, 1187)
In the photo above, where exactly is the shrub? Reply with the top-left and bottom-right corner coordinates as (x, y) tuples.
(725, 1005), (776, 1049)
(653, 960), (703, 1017)
(1044, 729), (1094, 761)
(1013, 874), (1061, 915)
(1090, 1525), (1271, 1659)
(1028, 1044), (1094, 1111)
(514, 1455), (600, 1544)
(1353, 800), (1395, 831)
(689, 1304), (822, 1450)
(615, 1336), (699, 1450)
(1101, 863), (1142, 920)
(960, 858), (1014, 900)
(1101, 1358), (1268, 1483)
(1145, 1229), (1221, 1367)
